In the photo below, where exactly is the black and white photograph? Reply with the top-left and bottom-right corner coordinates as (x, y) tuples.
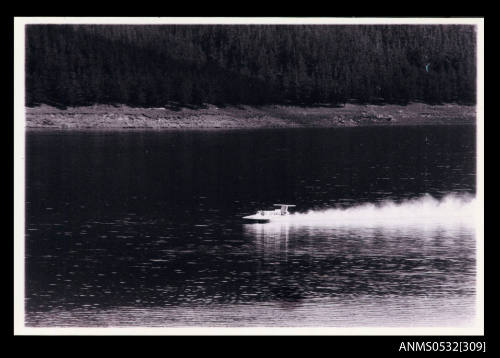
(14, 17), (484, 336)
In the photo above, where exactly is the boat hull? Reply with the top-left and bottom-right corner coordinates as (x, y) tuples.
(242, 214), (290, 223)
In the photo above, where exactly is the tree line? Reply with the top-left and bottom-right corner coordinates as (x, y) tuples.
(25, 24), (476, 108)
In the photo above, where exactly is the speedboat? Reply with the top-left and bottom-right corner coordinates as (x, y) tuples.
(243, 204), (296, 223)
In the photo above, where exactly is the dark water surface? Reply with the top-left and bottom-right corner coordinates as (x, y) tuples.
(25, 125), (476, 327)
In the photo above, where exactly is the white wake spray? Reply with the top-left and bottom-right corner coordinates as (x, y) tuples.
(289, 193), (476, 228)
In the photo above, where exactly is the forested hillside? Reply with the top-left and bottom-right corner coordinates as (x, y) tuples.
(25, 25), (476, 108)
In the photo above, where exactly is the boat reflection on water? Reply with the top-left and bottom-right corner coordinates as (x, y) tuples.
(244, 222), (290, 251)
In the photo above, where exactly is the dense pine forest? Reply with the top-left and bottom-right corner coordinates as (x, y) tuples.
(25, 25), (476, 108)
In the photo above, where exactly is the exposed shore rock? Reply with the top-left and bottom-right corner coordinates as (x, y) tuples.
(25, 103), (476, 129)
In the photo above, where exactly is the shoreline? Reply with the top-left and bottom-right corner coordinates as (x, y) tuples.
(25, 103), (476, 129)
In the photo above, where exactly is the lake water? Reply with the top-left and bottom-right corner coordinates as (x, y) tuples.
(25, 125), (477, 327)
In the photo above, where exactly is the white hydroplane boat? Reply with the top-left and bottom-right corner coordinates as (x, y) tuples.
(243, 204), (296, 223)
